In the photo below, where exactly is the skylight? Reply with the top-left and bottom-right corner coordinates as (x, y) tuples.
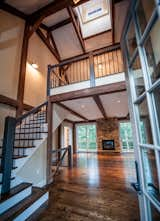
(76, 0), (111, 38)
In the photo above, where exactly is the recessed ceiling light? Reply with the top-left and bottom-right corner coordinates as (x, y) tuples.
(31, 63), (39, 69)
(81, 104), (85, 108)
(117, 100), (121, 103)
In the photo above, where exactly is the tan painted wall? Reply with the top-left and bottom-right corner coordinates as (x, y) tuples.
(24, 33), (58, 106)
(0, 11), (24, 139)
(114, 0), (130, 43)
(0, 10), (24, 99)
(0, 104), (16, 140)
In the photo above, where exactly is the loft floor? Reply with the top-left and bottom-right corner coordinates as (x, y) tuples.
(39, 152), (140, 221)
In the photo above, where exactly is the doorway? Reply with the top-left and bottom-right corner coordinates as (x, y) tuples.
(119, 121), (134, 152)
(121, 0), (160, 220)
(76, 123), (97, 152)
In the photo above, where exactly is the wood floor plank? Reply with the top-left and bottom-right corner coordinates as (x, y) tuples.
(39, 153), (140, 221)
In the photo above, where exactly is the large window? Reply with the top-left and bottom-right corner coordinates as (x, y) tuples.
(76, 124), (97, 151)
(119, 122), (134, 152)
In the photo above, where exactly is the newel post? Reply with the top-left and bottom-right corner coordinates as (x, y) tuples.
(1, 117), (16, 195)
(68, 145), (72, 168)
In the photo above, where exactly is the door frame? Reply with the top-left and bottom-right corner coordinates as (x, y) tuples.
(121, 0), (160, 220)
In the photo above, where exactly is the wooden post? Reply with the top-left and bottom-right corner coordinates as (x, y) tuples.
(47, 65), (51, 96)
(1, 117), (16, 195)
(57, 124), (61, 161)
(47, 99), (53, 184)
(72, 123), (76, 154)
(68, 145), (72, 168)
(89, 53), (95, 87)
(17, 22), (30, 117)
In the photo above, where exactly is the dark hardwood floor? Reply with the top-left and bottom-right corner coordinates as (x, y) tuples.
(39, 152), (140, 221)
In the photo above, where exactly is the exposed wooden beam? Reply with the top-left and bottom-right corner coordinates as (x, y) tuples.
(57, 102), (88, 121)
(36, 28), (60, 61)
(48, 32), (61, 60)
(64, 119), (74, 124)
(48, 18), (71, 32)
(17, 22), (30, 116)
(67, 6), (85, 53)
(93, 95), (107, 119)
(40, 23), (49, 31)
(27, 1), (70, 37)
(0, 95), (33, 111)
(0, 2), (27, 20)
(50, 82), (126, 103)
(59, 43), (121, 66)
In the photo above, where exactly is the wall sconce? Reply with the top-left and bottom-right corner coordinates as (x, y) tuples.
(98, 63), (103, 70)
(31, 62), (39, 69)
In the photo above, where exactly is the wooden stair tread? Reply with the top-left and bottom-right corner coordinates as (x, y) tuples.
(14, 146), (35, 149)
(0, 166), (17, 173)
(0, 177), (15, 185)
(0, 155), (27, 159)
(14, 138), (43, 141)
(15, 131), (47, 135)
(0, 183), (32, 204)
(1, 188), (47, 220)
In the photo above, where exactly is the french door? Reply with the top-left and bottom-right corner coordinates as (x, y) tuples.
(76, 124), (97, 152)
(121, 0), (160, 220)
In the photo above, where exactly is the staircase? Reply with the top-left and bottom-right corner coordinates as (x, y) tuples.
(0, 101), (49, 220)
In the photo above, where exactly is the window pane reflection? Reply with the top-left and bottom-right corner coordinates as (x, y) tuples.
(127, 20), (137, 58)
(144, 20), (160, 83)
(150, 202), (160, 221)
(153, 86), (160, 137)
(136, 0), (155, 34)
(142, 148), (159, 200)
(131, 55), (145, 97)
(137, 97), (153, 144)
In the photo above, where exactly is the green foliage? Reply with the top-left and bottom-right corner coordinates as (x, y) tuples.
(77, 124), (97, 150)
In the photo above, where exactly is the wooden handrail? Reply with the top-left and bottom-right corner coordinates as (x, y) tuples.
(52, 145), (72, 178)
(16, 101), (48, 123)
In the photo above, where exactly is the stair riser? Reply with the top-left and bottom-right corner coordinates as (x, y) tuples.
(14, 133), (47, 140)
(16, 123), (48, 130)
(0, 186), (32, 214)
(13, 192), (49, 221)
(0, 172), (14, 182)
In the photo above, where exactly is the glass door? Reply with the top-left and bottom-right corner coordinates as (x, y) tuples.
(121, 0), (160, 220)
(76, 124), (97, 152)
(119, 121), (134, 152)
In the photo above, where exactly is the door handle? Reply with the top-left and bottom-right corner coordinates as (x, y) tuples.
(131, 161), (141, 195)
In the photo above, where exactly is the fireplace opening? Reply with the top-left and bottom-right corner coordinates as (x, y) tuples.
(102, 139), (115, 150)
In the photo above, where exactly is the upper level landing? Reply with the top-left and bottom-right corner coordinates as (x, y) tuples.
(47, 44), (125, 97)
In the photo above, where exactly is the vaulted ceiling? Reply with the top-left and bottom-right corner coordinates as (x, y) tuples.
(1, 0), (126, 60)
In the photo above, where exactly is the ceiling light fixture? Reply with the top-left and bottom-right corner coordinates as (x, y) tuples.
(117, 100), (121, 103)
(73, 0), (81, 4)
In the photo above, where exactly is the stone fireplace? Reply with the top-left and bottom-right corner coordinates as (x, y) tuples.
(96, 118), (120, 152)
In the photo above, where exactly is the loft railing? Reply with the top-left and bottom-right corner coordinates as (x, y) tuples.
(47, 44), (124, 95)
(51, 145), (72, 179)
(1, 101), (48, 195)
